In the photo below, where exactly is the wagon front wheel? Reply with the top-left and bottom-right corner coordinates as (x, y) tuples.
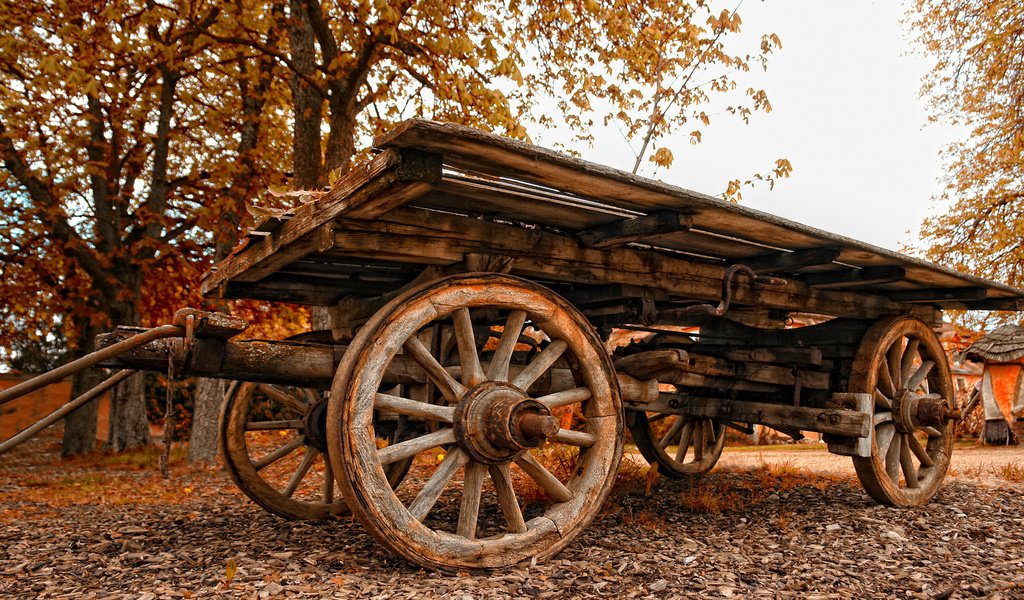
(327, 274), (623, 570)
(849, 316), (956, 507)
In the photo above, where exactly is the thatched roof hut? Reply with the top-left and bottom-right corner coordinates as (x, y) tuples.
(965, 325), (1024, 363)
(963, 325), (1024, 445)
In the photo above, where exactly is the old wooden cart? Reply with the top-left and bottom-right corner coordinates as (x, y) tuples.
(3, 120), (1024, 570)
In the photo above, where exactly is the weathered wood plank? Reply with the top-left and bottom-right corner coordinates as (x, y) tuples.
(201, 149), (441, 294)
(799, 266), (907, 289)
(374, 120), (1024, 306)
(577, 211), (693, 248)
(885, 287), (988, 303)
(329, 207), (913, 319)
(632, 395), (870, 438)
(735, 247), (841, 274)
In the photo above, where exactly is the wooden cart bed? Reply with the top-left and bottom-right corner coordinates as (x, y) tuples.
(200, 120), (1024, 318)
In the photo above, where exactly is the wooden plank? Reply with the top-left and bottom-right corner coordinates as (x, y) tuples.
(200, 149), (441, 294)
(577, 211), (693, 248)
(376, 120), (1024, 302)
(562, 284), (669, 306)
(799, 266), (906, 289)
(885, 287), (988, 303)
(330, 207), (912, 319)
(633, 395), (870, 438)
(734, 247), (842, 274)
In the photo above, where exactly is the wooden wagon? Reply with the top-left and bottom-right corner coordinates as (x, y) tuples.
(3, 120), (1023, 570)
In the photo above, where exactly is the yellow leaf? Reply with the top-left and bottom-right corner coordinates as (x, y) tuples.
(225, 558), (237, 586)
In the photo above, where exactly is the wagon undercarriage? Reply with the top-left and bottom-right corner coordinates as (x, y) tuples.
(3, 120), (1021, 570)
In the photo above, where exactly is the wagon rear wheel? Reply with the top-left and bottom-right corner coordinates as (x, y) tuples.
(220, 378), (413, 520)
(849, 316), (956, 506)
(327, 274), (622, 570)
(628, 411), (725, 477)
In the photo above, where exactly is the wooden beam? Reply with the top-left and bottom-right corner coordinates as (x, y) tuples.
(799, 266), (906, 289)
(631, 395), (870, 438)
(563, 283), (669, 306)
(734, 247), (841, 274)
(577, 211), (693, 248)
(329, 207), (913, 320)
(886, 287), (987, 303)
(957, 297), (1024, 310)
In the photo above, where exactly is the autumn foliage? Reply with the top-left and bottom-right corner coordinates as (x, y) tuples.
(910, 0), (1024, 323)
(0, 0), (783, 452)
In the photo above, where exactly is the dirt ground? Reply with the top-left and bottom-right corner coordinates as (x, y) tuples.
(1, 436), (1022, 599)
(717, 441), (1024, 482)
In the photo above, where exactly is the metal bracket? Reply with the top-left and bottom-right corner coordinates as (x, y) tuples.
(679, 264), (786, 317)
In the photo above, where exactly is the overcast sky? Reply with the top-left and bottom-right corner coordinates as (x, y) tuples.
(536, 0), (961, 252)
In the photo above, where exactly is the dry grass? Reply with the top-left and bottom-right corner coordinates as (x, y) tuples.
(990, 462), (1024, 483)
(64, 444), (189, 470)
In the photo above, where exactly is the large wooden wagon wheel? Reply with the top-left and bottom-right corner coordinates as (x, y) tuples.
(628, 410), (726, 477)
(849, 316), (957, 506)
(220, 378), (413, 520)
(327, 274), (623, 570)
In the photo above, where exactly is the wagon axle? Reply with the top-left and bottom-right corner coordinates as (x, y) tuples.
(454, 382), (560, 465)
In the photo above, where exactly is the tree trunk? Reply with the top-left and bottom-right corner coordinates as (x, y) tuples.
(61, 368), (103, 456)
(189, 377), (225, 462)
(106, 371), (151, 451)
(61, 324), (103, 456)
(288, 0), (323, 189)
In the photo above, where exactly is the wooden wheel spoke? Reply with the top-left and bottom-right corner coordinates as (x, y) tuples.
(887, 340), (904, 391)
(283, 448), (319, 498)
(899, 434), (919, 488)
(258, 384), (309, 416)
(322, 455), (334, 504)
(254, 437), (305, 471)
(453, 308), (486, 387)
(457, 461), (486, 539)
(873, 389), (892, 411)
(874, 411), (894, 426)
(408, 449), (470, 522)
(488, 462), (527, 534)
(658, 416), (687, 449)
(906, 361), (935, 392)
(877, 361), (897, 398)
(692, 421), (705, 462)
(906, 433), (934, 469)
(552, 428), (596, 448)
(900, 339), (921, 387)
(537, 387), (591, 410)
(885, 432), (903, 484)
(875, 424), (898, 482)
(404, 337), (467, 402)
(511, 339), (568, 391)
(922, 426), (942, 438)
(375, 392), (456, 423)
(514, 453), (574, 503)
(647, 412), (671, 424)
(703, 419), (716, 445)
(378, 428), (456, 465)
(245, 419), (305, 431)
(674, 421), (694, 462)
(486, 310), (528, 382)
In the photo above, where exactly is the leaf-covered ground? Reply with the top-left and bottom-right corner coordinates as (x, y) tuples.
(1, 435), (1023, 599)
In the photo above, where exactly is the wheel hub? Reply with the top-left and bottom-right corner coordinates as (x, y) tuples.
(454, 382), (560, 465)
(893, 390), (957, 434)
(303, 397), (329, 451)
